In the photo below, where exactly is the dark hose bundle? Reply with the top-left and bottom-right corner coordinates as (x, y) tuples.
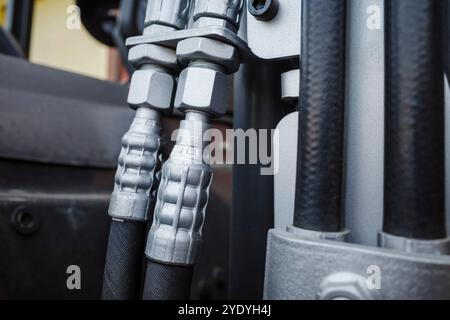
(294, 0), (347, 232)
(383, 0), (446, 240)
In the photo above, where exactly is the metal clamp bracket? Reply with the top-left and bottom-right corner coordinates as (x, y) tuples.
(264, 229), (450, 300)
(126, 26), (254, 61)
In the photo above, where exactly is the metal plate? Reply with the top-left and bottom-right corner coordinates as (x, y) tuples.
(273, 112), (297, 230)
(345, 0), (385, 245)
(246, 0), (300, 60)
(126, 26), (254, 61)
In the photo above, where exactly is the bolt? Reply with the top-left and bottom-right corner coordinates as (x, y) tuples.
(248, 0), (279, 21)
(317, 272), (382, 300)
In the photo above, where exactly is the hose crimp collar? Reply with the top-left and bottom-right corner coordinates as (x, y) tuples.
(146, 116), (213, 265)
(108, 108), (162, 222)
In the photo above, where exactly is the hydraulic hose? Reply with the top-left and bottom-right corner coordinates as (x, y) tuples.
(142, 111), (212, 301)
(142, 0), (243, 300)
(102, 0), (190, 300)
(293, 0), (347, 232)
(102, 107), (162, 300)
(143, 262), (193, 300)
(102, 220), (147, 300)
(383, 0), (446, 240)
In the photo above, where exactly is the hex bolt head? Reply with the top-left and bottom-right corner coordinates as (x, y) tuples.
(177, 37), (240, 74)
(127, 69), (175, 112)
(129, 44), (179, 71)
(317, 272), (382, 300)
(175, 66), (228, 118)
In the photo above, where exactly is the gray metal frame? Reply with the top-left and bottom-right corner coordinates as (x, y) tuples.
(267, 0), (450, 300)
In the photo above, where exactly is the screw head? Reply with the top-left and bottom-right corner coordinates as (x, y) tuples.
(248, 0), (279, 21)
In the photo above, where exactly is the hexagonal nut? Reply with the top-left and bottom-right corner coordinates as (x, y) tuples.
(177, 37), (240, 74)
(129, 44), (178, 71)
(175, 67), (228, 117)
(128, 69), (175, 112)
(317, 272), (382, 300)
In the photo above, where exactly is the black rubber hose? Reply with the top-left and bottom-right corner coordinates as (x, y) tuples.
(383, 0), (446, 240)
(293, 0), (347, 232)
(102, 220), (147, 300)
(142, 261), (193, 300)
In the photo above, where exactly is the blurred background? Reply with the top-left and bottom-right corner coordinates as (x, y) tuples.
(0, 0), (127, 81)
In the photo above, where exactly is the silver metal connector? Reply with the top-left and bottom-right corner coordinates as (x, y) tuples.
(145, 0), (244, 266)
(378, 232), (450, 255)
(146, 112), (212, 265)
(109, 108), (162, 222)
(108, 0), (188, 223)
(287, 225), (350, 242)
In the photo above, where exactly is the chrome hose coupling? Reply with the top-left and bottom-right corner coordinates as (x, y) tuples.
(146, 112), (213, 265)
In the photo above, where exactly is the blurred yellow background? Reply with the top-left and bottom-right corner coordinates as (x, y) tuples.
(0, 0), (6, 25)
(0, 0), (109, 79)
